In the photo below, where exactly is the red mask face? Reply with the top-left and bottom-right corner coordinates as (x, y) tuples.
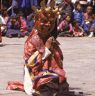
(34, 12), (54, 35)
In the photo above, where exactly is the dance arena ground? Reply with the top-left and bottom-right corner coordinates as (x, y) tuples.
(0, 37), (95, 96)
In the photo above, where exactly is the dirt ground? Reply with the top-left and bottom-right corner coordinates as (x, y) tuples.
(0, 37), (95, 96)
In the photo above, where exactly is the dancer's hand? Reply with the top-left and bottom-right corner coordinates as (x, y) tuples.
(45, 37), (54, 49)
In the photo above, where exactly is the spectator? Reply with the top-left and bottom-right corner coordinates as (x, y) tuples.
(88, 13), (95, 37)
(2, 0), (13, 15)
(11, 0), (19, 16)
(0, 9), (7, 35)
(1, 9), (9, 35)
(60, 0), (74, 18)
(27, 13), (35, 33)
(18, 15), (28, 37)
(2, 9), (9, 24)
(6, 16), (22, 38)
(58, 14), (73, 37)
(79, 0), (88, 12)
(18, 0), (32, 18)
(73, 2), (84, 26)
(0, 15), (6, 32)
(73, 20), (84, 37)
(90, 0), (95, 13)
(83, 5), (93, 35)
(1, 0), (12, 9)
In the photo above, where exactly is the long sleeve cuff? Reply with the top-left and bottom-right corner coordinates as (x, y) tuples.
(42, 47), (51, 60)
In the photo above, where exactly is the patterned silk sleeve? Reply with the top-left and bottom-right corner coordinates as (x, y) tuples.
(31, 34), (45, 54)
(24, 29), (45, 62)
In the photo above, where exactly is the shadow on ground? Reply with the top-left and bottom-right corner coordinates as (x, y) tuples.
(0, 44), (24, 46)
(69, 87), (92, 96)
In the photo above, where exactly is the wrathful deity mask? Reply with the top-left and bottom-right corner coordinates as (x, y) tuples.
(32, 0), (60, 36)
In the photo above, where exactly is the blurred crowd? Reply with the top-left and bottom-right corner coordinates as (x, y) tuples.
(57, 0), (95, 37)
(0, 0), (95, 38)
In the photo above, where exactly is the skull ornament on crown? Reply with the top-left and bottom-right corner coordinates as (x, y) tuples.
(32, 0), (59, 36)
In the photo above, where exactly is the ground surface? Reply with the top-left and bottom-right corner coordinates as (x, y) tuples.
(0, 37), (95, 96)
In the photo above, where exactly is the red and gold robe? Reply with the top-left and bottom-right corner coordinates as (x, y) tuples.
(7, 28), (66, 93)
(24, 28), (65, 90)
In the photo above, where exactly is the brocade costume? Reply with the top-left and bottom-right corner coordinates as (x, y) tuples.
(7, 0), (69, 96)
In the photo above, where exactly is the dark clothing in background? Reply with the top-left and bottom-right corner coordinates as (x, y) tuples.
(51, 20), (58, 39)
(61, 2), (74, 17)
